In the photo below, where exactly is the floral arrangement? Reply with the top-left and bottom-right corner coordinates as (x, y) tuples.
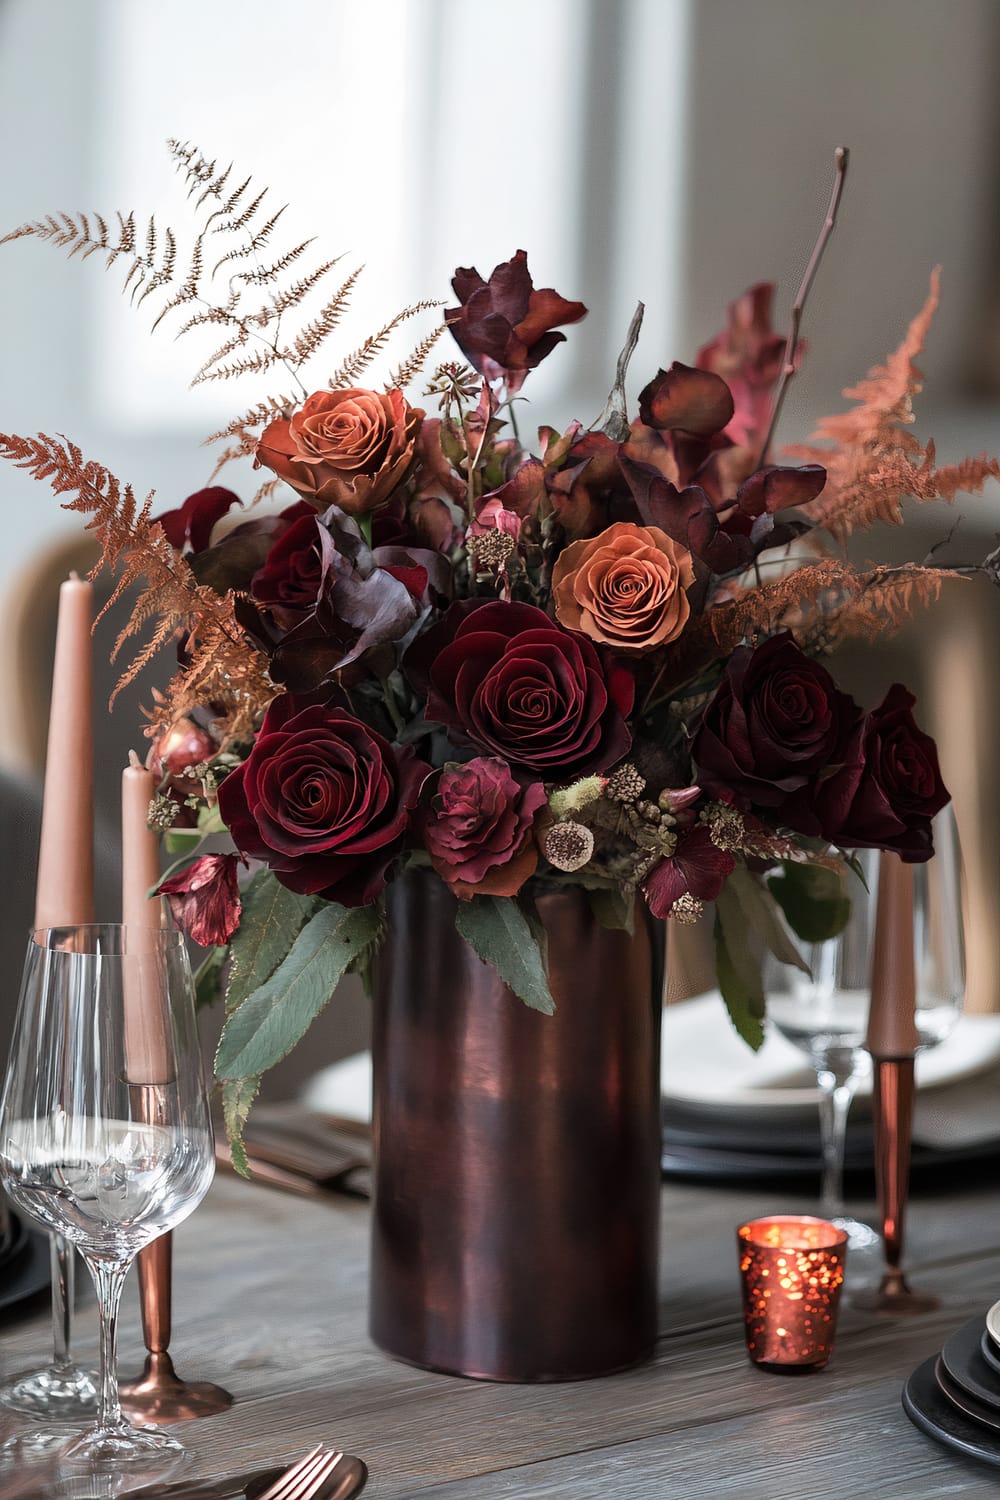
(3, 144), (998, 1166)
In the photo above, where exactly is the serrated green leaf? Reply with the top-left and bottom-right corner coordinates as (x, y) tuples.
(728, 866), (809, 976)
(222, 1074), (261, 1177)
(455, 896), (555, 1014)
(194, 945), (227, 1009)
(714, 897), (765, 1051)
(768, 860), (852, 944)
(216, 902), (381, 1078)
(225, 870), (318, 1018)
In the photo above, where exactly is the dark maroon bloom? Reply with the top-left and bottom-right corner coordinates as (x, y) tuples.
(814, 685), (950, 862)
(218, 694), (428, 906)
(691, 633), (862, 822)
(644, 827), (735, 918)
(638, 363), (735, 438)
(426, 601), (633, 779)
(157, 854), (242, 947)
(251, 513), (326, 627)
(159, 487), (241, 554)
(446, 250), (587, 393)
(732, 465), (827, 518)
(422, 758), (548, 899)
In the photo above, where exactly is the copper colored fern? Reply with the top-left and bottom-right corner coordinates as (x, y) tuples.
(791, 269), (1000, 538)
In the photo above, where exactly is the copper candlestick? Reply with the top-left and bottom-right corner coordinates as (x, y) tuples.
(120, 1233), (233, 1423)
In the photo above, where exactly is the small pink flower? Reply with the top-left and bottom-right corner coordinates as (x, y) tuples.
(470, 494), (522, 542)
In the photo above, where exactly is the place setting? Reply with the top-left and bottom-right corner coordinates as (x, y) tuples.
(2, 121), (1000, 1498)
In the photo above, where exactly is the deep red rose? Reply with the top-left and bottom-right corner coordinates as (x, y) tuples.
(814, 684), (950, 862)
(251, 513), (326, 627)
(644, 826), (735, 919)
(691, 633), (862, 823)
(218, 694), (428, 905)
(159, 487), (242, 554)
(157, 854), (242, 947)
(426, 601), (633, 779)
(446, 250), (587, 393)
(422, 758), (547, 899)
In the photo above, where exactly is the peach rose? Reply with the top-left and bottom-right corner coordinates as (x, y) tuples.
(551, 522), (695, 652)
(255, 388), (423, 515)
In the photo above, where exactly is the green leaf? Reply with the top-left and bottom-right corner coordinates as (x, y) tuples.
(198, 802), (226, 836)
(588, 885), (636, 936)
(164, 826), (205, 856)
(222, 1074), (261, 1177)
(727, 866), (809, 976)
(455, 895), (555, 1015)
(194, 945), (228, 1009)
(714, 894), (765, 1051)
(225, 870), (318, 1018)
(216, 902), (381, 1078)
(768, 861), (852, 944)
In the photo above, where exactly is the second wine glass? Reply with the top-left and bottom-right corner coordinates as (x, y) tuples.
(0, 923), (215, 1474)
(765, 808), (964, 1249)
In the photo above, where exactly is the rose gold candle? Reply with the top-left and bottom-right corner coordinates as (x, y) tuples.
(121, 754), (173, 1084)
(35, 573), (94, 929)
(737, 1215), (848, 1370)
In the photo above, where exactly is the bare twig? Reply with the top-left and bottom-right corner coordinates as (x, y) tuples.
(758, 146), (850, 466)
(593, 301), (645, 440)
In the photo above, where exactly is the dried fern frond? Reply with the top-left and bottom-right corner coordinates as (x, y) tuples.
(388, 322), (446, 391)
(790, 269), (1000, 537)
(328, 299), (443, 388)
(0, 432), (273, 744)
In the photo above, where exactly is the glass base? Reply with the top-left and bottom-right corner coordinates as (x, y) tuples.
(0, 1362), (99, 1418)
(61, 1419), (186, 1468)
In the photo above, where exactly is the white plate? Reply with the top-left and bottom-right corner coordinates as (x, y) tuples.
(661, 992), (1000, 1111)
(303, 996), (1000, 1123)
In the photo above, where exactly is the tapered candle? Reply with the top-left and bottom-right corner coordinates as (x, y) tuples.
(122, 752), (173, 1084)
(35, 573), (94, 929)
(866, 853), (919, 1058)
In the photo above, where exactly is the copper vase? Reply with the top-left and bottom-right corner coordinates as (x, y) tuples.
(370, 870), (662, 1382)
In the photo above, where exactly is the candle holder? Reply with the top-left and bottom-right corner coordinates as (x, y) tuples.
(737, 1215), (848, 1371)
(120, 1232), (233, 1423)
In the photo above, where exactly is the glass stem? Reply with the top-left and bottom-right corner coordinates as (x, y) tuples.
(49, 1233), (75, 1372)
(85, 1256), (132, 1433)
(817, 1067), (856, 1221)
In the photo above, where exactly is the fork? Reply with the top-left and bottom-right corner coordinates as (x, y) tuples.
(257, 1445), (345, 1500)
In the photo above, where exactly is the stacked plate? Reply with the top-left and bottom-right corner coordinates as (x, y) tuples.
(904, 1306), (1000, 1467)
(660, 994), (1000, 1186)
(0, 1188), (50, 1315)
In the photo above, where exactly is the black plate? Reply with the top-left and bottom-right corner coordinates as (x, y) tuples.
(904, 1353), (1000, 1468)
(936, 1356), (1000, 1433)
(940, 1316), (1000, 1412)
(980, 1331), (1000, 1378)
(0, 1216), (50, 1317)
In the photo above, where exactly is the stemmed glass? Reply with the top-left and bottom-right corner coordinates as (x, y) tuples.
(764, 808), (964, 1249)
(0, 1233), (98, 1429)
(0, 924), (215, 1473)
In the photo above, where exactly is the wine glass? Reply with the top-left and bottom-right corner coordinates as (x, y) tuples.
(0, 924), (215, 1473)
(764, 808), (964, 1249)
(0, 1232), (98, 1431)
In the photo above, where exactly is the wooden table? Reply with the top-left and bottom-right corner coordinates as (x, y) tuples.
(2, 1174), (1000, 1498)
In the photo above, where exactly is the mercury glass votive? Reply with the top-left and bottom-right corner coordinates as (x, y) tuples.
(737, 1215), (848, 1371)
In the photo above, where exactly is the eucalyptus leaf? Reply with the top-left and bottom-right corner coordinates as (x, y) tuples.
(225, 870), (318, 1018)
(728, 865), (809, 976)
(768, 861), (852, 944)
(216, 902), (382, 1078)
(163, 827), (204, 856)
(714, 892), (765, 1051)
(221, 1074), (261, 1177)
(588, 886), (636, 936)
(455, 896), (556, 1015)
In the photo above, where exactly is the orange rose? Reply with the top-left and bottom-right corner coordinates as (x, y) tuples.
(551, 522), (694, 652)
(255, 388), (423, 515)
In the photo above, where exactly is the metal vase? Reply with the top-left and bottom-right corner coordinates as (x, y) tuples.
(370, 870), (662, 1382)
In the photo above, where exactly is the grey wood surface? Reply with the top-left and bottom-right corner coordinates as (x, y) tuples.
(2, 1174), (1000, 1498)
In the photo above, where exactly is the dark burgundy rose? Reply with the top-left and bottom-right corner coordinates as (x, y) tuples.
(691, 633), (862, 823)
(422, 758), (548, 899)
(814, 685), (950, 862)
(157, 854), (242, 947)
(251, 514), (326, 627)
(447, 250), (587, 393)
(159, 487), (242, 554)
(638, 363), (735, 438)
(644, 826), (735, 919)
(426, 601), (633, 779)
(218, 693), (428, 906)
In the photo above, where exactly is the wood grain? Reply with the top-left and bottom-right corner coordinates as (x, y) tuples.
(1, 1176), (999, 1497)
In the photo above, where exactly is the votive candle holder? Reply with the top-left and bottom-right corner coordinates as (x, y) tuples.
(737, 1215), (848, 1371)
